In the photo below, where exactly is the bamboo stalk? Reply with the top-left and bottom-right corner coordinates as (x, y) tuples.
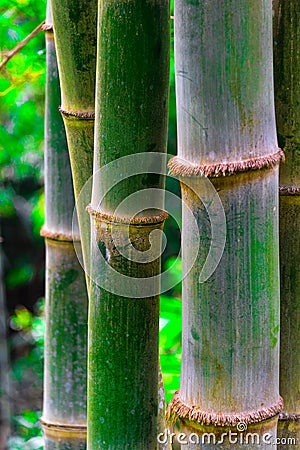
(41, 4), (88, 448)
(49, 0), (97, 279)
(167, 1), (283, 447)
(87, 1), (170, 448)
(273, 1), (300, 447)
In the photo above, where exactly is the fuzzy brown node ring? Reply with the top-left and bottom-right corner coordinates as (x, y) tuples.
(168, 148), (284, 178)
(279, 185), (300, 195)
(86, 204), (168, 225)
(167, 390), (284, 427)
(59, 107), (95, 120)
(40, 227), (80, 242)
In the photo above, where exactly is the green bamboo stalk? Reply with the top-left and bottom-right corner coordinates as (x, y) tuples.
(273, 2), (300, 447)
(0, 233), (10, 448)
(41, 4), (88, 448)
(167, 1), (283, 447)
(47, 1), (169, 446)
(87, 1), (170, 448)
(49, 0), (97, 279)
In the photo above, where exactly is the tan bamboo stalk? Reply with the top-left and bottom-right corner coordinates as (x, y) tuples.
(273, 1), (300, 447)
(41, 4), (88, 448)
(49, 0), (97, 279)
(167, 0), (284, 447)
(87, 1), (170, 448)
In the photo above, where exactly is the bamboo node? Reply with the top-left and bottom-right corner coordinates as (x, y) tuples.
(279, 185), (300, 195)
(42, 23), (53, 32)
(59, 107), (95, 120)
(86, 204), (168, 225)
(168, 149), (285, 178)
(40, 227), (80, 242)
(166, 390), (284, 427)
(279, 412), (300, 421)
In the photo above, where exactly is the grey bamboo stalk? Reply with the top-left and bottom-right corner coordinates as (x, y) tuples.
(87, 1), (170, 448)
(49, 0), (97, 280)
(273, 1), (300, 447)
(41, 4), (88, 448)
(167, 1), (284, 447)
(0, 233), (10, 449)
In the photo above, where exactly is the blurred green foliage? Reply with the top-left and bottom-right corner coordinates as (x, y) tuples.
(7, 409), (43, 449)
(7, 301), (44, 447)
(0, 0), (46, 228)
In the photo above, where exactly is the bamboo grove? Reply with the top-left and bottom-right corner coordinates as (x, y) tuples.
(38, 0), (300, 449)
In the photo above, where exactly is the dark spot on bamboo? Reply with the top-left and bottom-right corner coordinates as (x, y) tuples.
(146, 143), (157, 152)
(166, 390), (284, 427)
(98, 241), (106, 259)
(168, 148), (285, 178)
(141, 173), (161, 187)
(191, 328), (200, 341)
(155, 38), (162, 58)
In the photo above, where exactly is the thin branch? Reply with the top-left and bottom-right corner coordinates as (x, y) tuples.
(0, 20), (45, 71)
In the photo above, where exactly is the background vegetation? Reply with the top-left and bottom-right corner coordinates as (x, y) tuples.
(0, 0), (181, 447)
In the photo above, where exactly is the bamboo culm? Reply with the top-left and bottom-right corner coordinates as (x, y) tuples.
(88, 1), (170, 448)
(41, 4), (88, 448)
(50, 0), (97, 280)
(167, 1), (283, 447)
(273, 1), (300, 447)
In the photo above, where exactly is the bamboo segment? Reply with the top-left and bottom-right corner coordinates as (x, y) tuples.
(273, 1), (300, 446)
(88, 1), (170, 448)
(42, 239), (87, 426)
(167, 1), (282, 446)
(50, 0), (97, 277)
(42, 5), (88, 448)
